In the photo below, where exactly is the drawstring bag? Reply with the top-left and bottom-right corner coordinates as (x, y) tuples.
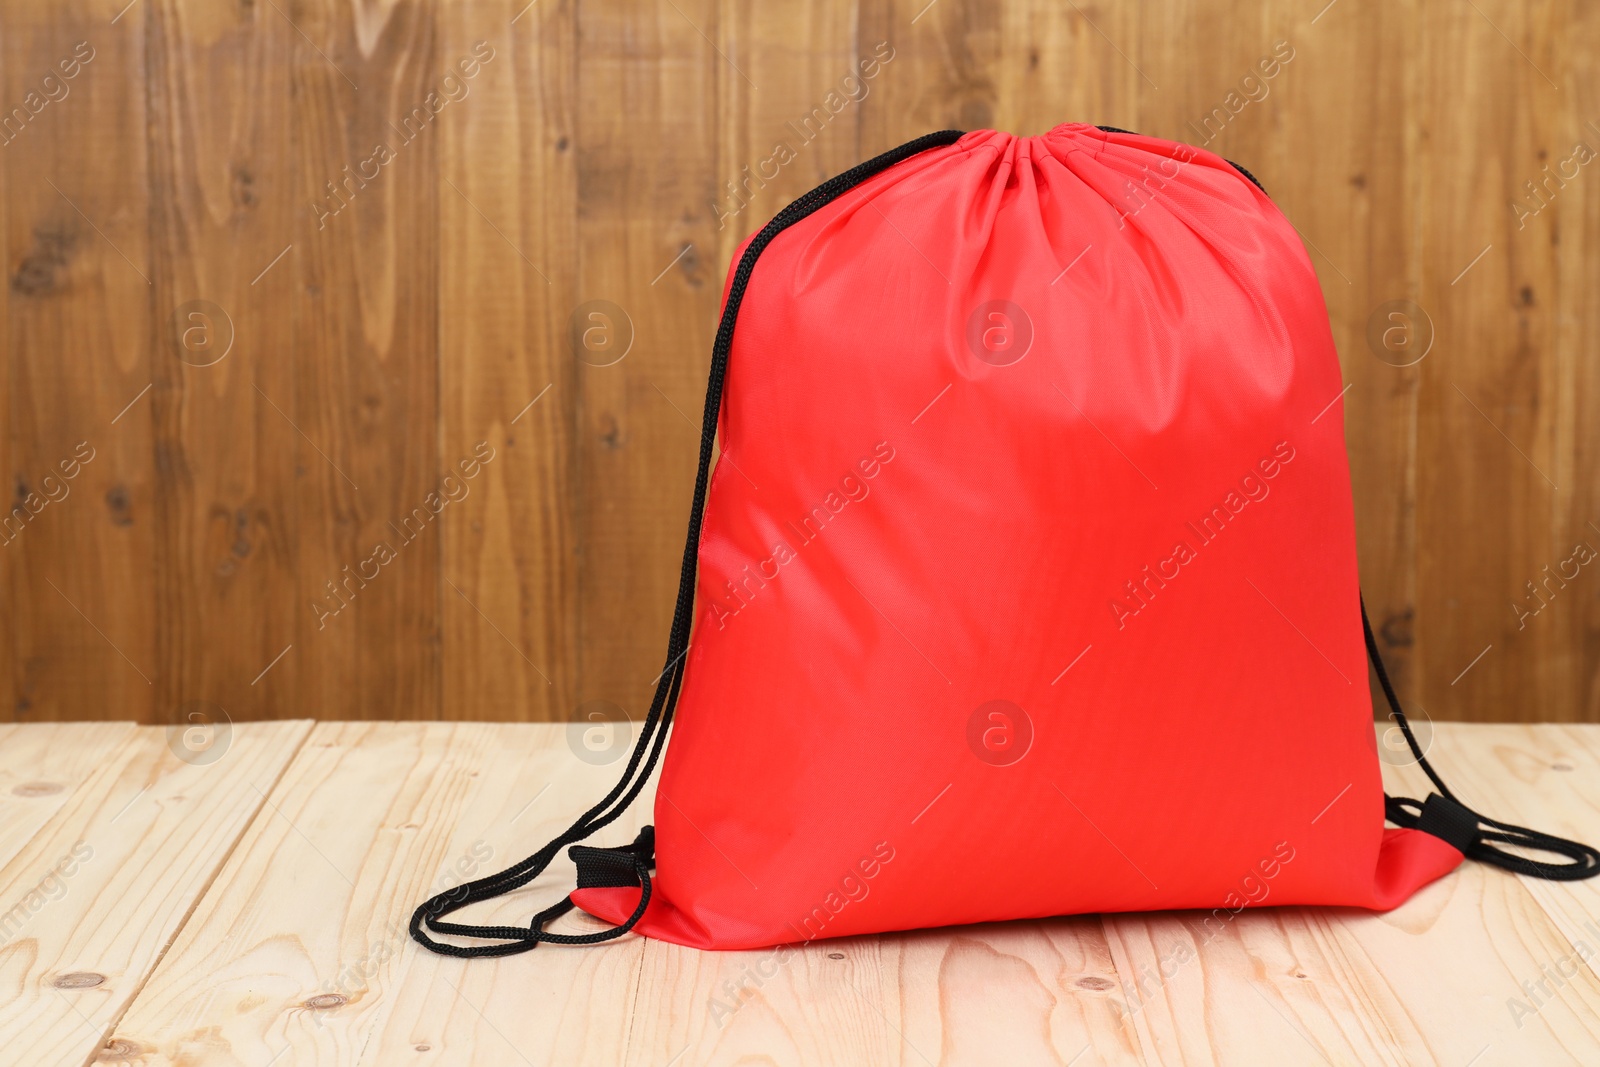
(411, 123), (1599, 957)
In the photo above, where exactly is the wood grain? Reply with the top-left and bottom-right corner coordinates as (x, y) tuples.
(1414, 0), (1567, 728)
(100, 721), (1148, 1067)
(292, 0), (445, 724)
(3, 1), (1599, 723)
(625, 917), (1144, 1067)
(103, 721), (650, 1067)
(715, 0), (860, 252)
(437, 0), (578, 721)
(571, 0), (722, 717)
(1107, 866), (1600, 1066)
(65, 720), (1600, 1065)
(5, 0), (157, 722)
(0, 720), (135, 873)
(147, 0), (299, 723)
(0, 720), (309, 1066)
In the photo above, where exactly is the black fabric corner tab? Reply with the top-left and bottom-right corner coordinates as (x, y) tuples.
(572, 825), (656, 890)
(1415, 793), (1481, 854)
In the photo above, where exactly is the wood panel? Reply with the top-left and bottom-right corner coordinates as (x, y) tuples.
(860, 0), (1009, 144)
(103, 721), (651, 1067)
(2, 0), (1598, 724)
(1415, 0), (1567, 726)
(0, 720), (309, 1065)
(5, 0), (156, 722)
(624, 917), (1144, 1067)
(571, 0), (722, 716)
(0, 4), (10, 720)
(0, 720), (136, 872)
(438, 0), (578, 721)
(147, 0), (299, 723)
(715, 0), (860, 256)
(1564, 0), (1600, 723)
(290, 0), (442, 721)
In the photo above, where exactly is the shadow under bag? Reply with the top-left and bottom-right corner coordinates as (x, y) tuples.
(411, 123), (1600, 956)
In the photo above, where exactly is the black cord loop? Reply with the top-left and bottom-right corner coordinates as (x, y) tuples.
(409, 129), (967, 958)
(1365, 598), (1600, 881)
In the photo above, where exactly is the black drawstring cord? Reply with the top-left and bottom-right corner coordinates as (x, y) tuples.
(409, 129), (968, 958)
(1365, 597), (1600, 881)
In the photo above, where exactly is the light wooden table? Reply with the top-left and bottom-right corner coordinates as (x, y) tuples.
(3, 721), (1600, 1066)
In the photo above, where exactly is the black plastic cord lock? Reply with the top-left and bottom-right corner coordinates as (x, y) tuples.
(572, 826), (656, 890)
(1415, 793), (1481, 854)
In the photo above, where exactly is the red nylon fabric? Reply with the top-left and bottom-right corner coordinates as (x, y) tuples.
(573, 123), (1462, 949)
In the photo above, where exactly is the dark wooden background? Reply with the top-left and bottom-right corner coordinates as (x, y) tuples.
(2, 0), (1596, 724)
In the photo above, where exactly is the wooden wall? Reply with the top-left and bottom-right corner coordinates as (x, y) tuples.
(1, 0), (1596, 725)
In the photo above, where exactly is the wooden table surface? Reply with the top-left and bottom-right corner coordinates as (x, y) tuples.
(3, 721), (1600, 1066)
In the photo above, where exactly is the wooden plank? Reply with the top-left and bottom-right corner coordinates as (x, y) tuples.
(0, 720), (310, 1065)
(0, 5), (10, 723)
(0, 721), (136, 873)
(3, 0), (157, 722)
(625, 917), (1143, 1066)
(1103, 722), (1600, 1065)
(572, 0), (721, 715)
(104, 722), (647, 1066)
(713, 0), (859, 260)
(437, 0), (578, 721)
(1105, 909), (1409, 1067)
(289, 0), (441, 720)
(145, 0), (299, 719)
(1556, 5), (1600, 726)
(1414, 0), (1567, 722)
(859, 0), (1139, 142)
(993, 0), (1140, 134)
(858, 0), (1006, 145)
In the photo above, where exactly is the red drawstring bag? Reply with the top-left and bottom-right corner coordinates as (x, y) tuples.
(413, 124), (1598, 957)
